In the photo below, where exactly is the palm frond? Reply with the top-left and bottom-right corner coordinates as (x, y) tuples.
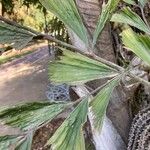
(0, 102), (67, 131)
(47, 99), (88, 150)
(49, 47), (119, 85)
(92, 0), (120, 47)
(90, 76), (120, 130)
(111, 7), (150, 34)
(0, 21), (36, 50)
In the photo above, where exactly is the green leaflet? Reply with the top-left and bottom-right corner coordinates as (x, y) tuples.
(123, 0), (147, 7)
(15, 132), (33, 150)
(0, 135), (19, 150)
(49, 48), (118, 85)
(40, 0), (88, 45)
(138, 0), (148, 7)
(121, 28), (150, 65)
(123, 0), (136, 5)
(0, 21), (36, 50)
(0, 102), (67, 131)
(90, 76), (120, 130)
(0, 133), (33, 150)
(92, 0), (120, 47)
(47, 99), (88, 150)
(111, 7), (150, 34)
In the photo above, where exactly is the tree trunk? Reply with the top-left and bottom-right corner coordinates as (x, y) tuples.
(69, 0), (132, 147)
(0, 1), (3, 51)
(73, 85), (126, 150)
(0, 1), (2, 16)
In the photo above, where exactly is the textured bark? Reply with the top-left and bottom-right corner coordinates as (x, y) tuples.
(72, 0), (132, 143)
(0, 2), (2, 16)
(74, 85), (126, 150)
(76, 0), (115, 61)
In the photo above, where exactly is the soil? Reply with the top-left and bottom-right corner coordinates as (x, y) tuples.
(32, 118), (95, 150)
(32, 119), (64, 150)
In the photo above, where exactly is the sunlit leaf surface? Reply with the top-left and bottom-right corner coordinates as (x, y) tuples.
(0, 135), (19, 150)
(49, 48), (118, 85)
(0, 22), (36, 49)
(15, 132), (33, 150)
(138, 0), (148, 7)
(40, 0), (88, 45)
(111, 7), (150, 34)
(47, 99), (88, 150)
(121, 28), (150, 65)
(90, 77), (120, 130)
(123, 0), (136, 5)
(0, 102), (67, 131)
(93, 0), (120, 47)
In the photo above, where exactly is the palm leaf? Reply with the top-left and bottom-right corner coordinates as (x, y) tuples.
(40, 0), (88, 45)
(123, 0), (136, 5)
(0, 102), (67, 131)
(92, 0), (120, 47)
(0, 135), (19, 150)
(49, 47), (118, 85)
(111, 7), (150, 34)
(15, 132), (33, 150)
(138, 0), (148, 7)
(0, 21), (36, 50)
(121, 28), (150, 65)
(90, 76), (120, 130)
(47, 99), (88, 150)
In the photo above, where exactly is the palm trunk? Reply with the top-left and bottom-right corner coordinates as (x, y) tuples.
(0, 1), (3, 51)
(68, 0), (132, 148)
(0, 1), (2, 16)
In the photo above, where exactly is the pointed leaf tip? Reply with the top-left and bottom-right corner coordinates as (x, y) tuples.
(111, 7), (150, 34)
(0, 102), (67, 131)
(90, 76), (120, 130)
(93, 0), (120, 47)
(121, 28), (150, 65)
(49, 47), (119, 85)
(0, 21), (36, 50)
(47, 99), (88, 150)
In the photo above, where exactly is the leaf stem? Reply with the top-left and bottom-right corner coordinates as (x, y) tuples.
(69, 78), (117, 106)
(0, 16), (150, 86)
(139, 6), (150, 31)
(0, 16), (124, 72)
(128, 72), (150, 86)
(42, 34), (124, 72)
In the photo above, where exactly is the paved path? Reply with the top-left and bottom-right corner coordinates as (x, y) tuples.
(0, 46), (51, 107)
